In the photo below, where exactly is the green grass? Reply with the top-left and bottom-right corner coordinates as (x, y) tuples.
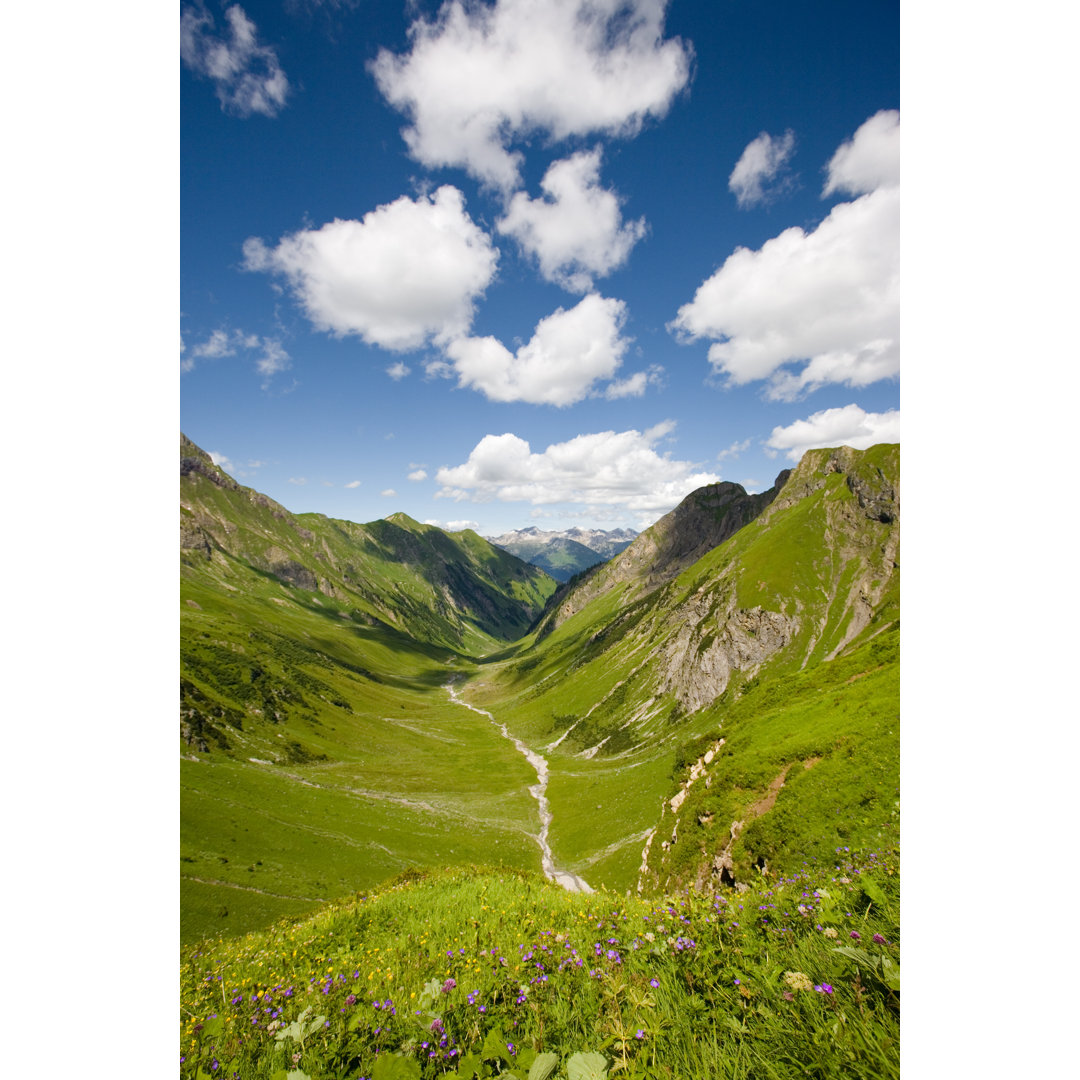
(180, 441), (902, 1078)
(648, 627), (899, 891)
(180, 853), (899, 1079)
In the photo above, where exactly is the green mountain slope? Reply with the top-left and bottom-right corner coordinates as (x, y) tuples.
(182, 434), (555, 653)
(464, 444), (899, 893)
(180, 434), (559, 941)
(535, 472), (791, 637)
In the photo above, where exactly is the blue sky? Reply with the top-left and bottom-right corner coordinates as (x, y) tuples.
(181, 0), (899, 535)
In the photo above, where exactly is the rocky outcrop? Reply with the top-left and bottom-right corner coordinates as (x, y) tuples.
(180, 434), (240, 491)
(657, 597), (799, 712)
(180, 518), (213, 559)
(637, 738), (724, 893)
(265, 555), (318, 591)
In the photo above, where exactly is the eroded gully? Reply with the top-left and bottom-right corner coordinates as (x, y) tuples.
(446, 681), (593, 894)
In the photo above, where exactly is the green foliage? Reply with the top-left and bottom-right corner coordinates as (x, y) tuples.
(181, 859), (899, 1079)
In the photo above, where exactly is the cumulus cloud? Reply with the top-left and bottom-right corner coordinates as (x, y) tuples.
(243, 186), (498, 351)
(445, 294), (639, 406)
(497, 148), (646, 292)
(765, 404), (900, 462)
(436, 421), (720, 515)
(344, 480), (362, 489)
(370, 0), (691, 190)
(380, 488), (398, 497)
(603, 365), (664, 400)
(671, 113), (900, 401)
(728, 130), (796, 208)
(386, 361), (411, 380)
(408, 469), (429, 481)
(823, 110), (900, 198)
(180, 4), (290, 118)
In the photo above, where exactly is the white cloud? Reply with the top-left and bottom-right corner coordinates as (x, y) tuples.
(497, 148), (646, 292)
(243, 186), (498, 351)
(185, 328), (291, 383)
(206, 451), (266, 479)
(823, 110), (900, 198)
(728, 130), (796, 208)
(192, 328), (257, 359)
(288, 477), (307, 485)
(180, 4), (290, 118)
(424, 518), (481, 532)
(180, 332), (194, 373)
(344, 480), (362, 489)
(408, 469), (429, 482)
(671, 113), (900, 401)
(386, 361), (411, 380)
(765, 404), (900, 462)
(445, 293), (639, 406)
(717, 438), (751, 461)
(256, 339), (291, 378)
(436, 421), (720, 515)
(380, 488), (398, 497)
(603, 365), (663, 400)
(208, 451), (236, 473)
(370, 0), (691, 190)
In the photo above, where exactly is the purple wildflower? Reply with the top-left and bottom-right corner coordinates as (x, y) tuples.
(850, 930), (861, 941)
(873, 933), (887, 945)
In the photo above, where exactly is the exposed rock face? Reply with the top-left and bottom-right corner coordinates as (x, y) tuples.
(180, 519), (213, 559)
(658, 600), (799, 712)
(766, 445), (896, 522)
(269, 558), (318, 591)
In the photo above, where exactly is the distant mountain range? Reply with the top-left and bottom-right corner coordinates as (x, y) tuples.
(485, 526), (638, 582)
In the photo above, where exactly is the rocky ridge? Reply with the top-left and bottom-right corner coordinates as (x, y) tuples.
(538, 474), (790, 638)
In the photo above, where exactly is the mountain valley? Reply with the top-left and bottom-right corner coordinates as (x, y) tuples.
(180, 434), (898, 944)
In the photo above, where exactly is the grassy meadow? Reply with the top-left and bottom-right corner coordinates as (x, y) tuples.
(180, 853), (898, 1080)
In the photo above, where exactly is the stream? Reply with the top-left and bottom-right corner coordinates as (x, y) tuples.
(446, 681), (593, 893)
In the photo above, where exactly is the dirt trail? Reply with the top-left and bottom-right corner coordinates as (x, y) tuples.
(446, 681), (593, 894)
